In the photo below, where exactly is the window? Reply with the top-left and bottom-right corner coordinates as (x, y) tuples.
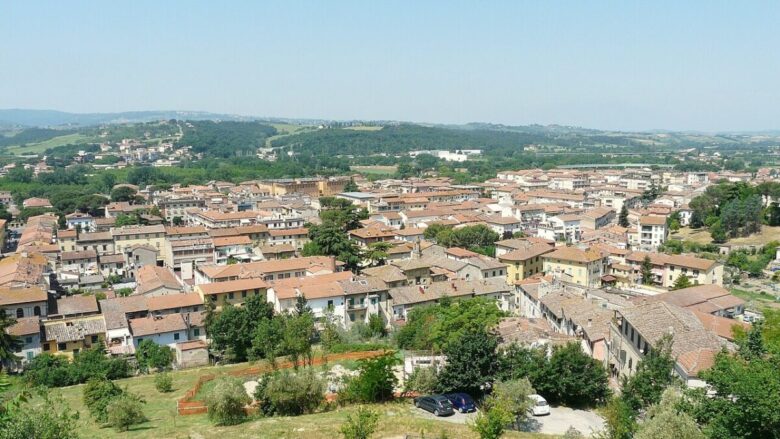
(174, 333), (180, 341)
(242, 291), (247, 298)
(58, 343), (66, 351)
(25, 336), (32, 344)
(16, 308), (23, 318)
(33, 306), (41, 316)
(43, 343), (50, 351)
(228, 292), (234, 300)
(194, 328), (200, 337)
(91, 335), (98, 344)
(327, 300), (334, 309)
(349, 313), (355, 322)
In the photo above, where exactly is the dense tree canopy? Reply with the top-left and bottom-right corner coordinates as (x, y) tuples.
(395, 298), (506, 351)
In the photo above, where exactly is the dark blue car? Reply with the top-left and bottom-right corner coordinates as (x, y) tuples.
(444, 393), (477, 413)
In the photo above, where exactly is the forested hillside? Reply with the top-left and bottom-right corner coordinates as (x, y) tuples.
(176, 121), (277, 158)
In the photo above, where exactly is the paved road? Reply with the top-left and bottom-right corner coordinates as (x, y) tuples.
(413, 405), (604, 436)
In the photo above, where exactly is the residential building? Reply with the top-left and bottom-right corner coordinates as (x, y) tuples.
(498, 243), (555, 283)
(542, 247), (607, 287)
(624, 252), (723, 288)
(637, 215), (668, 251)
(112, 224), (166, 257)
(607, 301), (729, 387)
(195, 277), (268, 308)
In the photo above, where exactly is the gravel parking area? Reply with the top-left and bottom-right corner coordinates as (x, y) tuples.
(413, 407), (478, 424)
(519, 406), (605, 436)
(413, 405), (604, 436)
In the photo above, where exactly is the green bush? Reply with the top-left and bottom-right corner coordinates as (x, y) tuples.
(136, 340), (174, 372)
(204, 377), (251, 426)
(24, 354), (73, 387)
(154, 372), (173, 393)
(25, 345), (130, 388)
(340, 406), (379, 439)
(82, 378), (124, 423)
(254, 370), (324, 416)
(339, 353), (399, 404)
(403, 367), (438, 394)
(106, 393), (146, 431)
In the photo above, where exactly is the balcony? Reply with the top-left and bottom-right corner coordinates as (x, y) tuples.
(347, 302), (367, 311)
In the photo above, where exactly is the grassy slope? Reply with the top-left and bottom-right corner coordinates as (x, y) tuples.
(32, 358), (549, 439)
(673, 226), (780, 247)
(4, 133), (92, 154)
(731, 288), (780, 304)
(264, 124), (316, 148)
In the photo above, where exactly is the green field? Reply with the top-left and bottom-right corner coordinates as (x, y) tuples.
(4, 133), (93, 155)
(265, 124), (316, 147)
(342, 126), (383, 131)
(350, 165), (398, 175)
(18, 358), (547, 439)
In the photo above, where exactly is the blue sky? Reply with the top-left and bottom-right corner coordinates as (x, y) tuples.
(1, 1), (778, 131)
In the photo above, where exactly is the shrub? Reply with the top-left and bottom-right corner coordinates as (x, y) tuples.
(24, 354), (73, 387)
(204, 377), (251, 426)
(71, 345), (130, 382)
(82, 378), (124, 423)
(339, 353), (399, 404)
(366, 314), (387, 338)
(0, 390), (80, 439)
(154, 372), (173, 393)
(106, 394), (146, 431)
(136, 340), (173, 372)
(340, 406), (379, 439)
(25, 346), (130, 388)
(403, 367), (438, 394)
(534, 342), (610, 406)
(254, 370), (324, 416)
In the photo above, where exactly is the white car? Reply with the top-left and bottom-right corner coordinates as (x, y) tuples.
(528, 394), (550, 416)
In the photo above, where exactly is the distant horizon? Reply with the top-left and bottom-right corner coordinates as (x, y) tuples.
(2, 3), (779, 133)
(5, 107), (780, 136)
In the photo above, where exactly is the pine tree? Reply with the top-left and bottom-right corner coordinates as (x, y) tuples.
(641, 255), (654, 285)
(619, 204), (630, 228)
(672, 274), (691, 290)
(344, 178), (359, 192)
(0, 310), (21, 371)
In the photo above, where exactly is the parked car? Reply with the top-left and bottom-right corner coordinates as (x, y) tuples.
(528, 394), (550, 416)
(414, 394), (455, 416)
(444, 393), (477, 413)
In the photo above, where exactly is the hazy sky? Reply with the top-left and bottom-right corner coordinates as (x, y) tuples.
(1, 1), (779, 131)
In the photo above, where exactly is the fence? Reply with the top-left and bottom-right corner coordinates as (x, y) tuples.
(176, 350), (389, 415)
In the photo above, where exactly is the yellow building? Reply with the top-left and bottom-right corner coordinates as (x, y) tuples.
(111, 224), (166, 259)
(42, 315), (106, 359)
(498, 243), (555, 283)
(256, 177), (349, 197)
(542, 246), (607, 287)
(195, 277), (269, 308)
